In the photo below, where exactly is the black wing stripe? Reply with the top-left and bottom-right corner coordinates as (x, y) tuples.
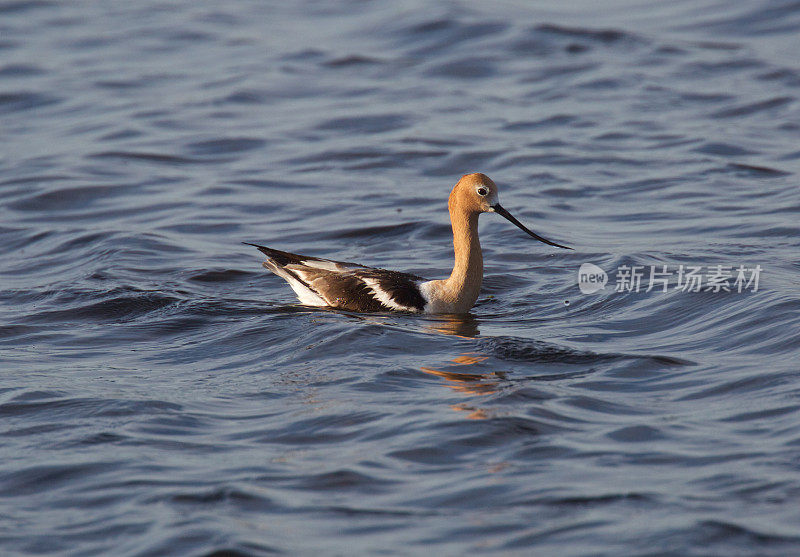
(355, 270), (427, 312)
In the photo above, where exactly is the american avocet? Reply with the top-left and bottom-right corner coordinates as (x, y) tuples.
(246, 173), (571, 314)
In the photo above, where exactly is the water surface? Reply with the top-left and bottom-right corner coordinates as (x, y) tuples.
(1, 1), (799, 555)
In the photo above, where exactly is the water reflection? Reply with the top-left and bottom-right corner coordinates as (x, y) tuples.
(417, 314), (506, 415)
(450, 403), (491, 420)
(422, 314), (480, 338)
(420, 351), (507, 398)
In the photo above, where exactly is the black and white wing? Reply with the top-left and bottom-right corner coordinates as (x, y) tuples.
(245, 243), (428, 312)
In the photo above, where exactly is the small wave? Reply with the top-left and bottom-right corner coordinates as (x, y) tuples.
(726, 162), (791, 177)
(0, 91), (59, 113)
(329, 221), (422, 240)
(711, 96), (794, 118)
(0, 63), (44, 76)
(188, 269), (252, 283)
(478, 336), (690, 367)
(323, 54), (384, 68)
(0, 1), (55, 15)
(424, 58), (498, 79)
(535, 23), (634, 44)
(315, 114), (411, 135)
(165, 486), (272, 507)
(695, 519), (800, 545)
(89, 151), (225, 165)
(21, 291), (180, 324)
(186, 137), (266, 156)
(8, 184), (135, 212)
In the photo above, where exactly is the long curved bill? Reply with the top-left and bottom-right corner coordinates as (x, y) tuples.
(492, 204), (572, 250)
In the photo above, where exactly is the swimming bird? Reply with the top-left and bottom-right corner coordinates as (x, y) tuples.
(246, 173), (571, 314)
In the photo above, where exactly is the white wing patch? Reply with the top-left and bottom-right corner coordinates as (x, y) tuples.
(263, 261), (327, 306)
(360, 276), (416, 311)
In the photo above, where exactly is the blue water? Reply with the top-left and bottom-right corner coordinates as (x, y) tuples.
(2, 1), (799, 555)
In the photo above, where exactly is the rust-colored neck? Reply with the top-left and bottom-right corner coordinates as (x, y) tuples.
(444, 204), (483, 309)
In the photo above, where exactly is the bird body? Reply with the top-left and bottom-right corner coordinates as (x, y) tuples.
(247, 173), (570, 314)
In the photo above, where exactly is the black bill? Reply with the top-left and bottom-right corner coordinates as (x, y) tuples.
(492, 204), (572, 250)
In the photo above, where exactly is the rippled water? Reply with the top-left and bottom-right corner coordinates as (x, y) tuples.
(2, 1), (800, 555)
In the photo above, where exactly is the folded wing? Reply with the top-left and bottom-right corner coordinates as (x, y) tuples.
(245, 243), (428, 312)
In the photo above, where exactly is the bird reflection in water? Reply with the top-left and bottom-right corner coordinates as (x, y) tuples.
(420, 352), (507, 396)
(421, 313), (480, 338)
(420, 315), (508, 418)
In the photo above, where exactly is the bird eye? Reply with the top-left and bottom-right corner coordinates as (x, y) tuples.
(477, 187), (488, 197)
